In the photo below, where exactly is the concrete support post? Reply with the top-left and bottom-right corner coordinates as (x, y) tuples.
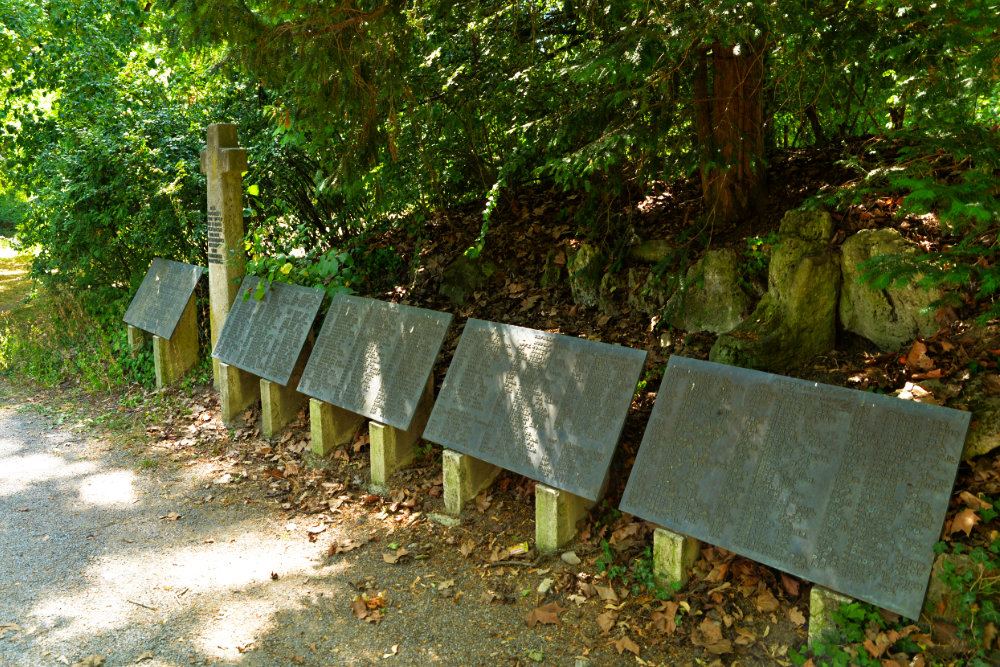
(127, 325), (149, 358)
(652, 527), (700, 589)
(442, 449), (501, 515)
(152, 294), (200, 388)
(370, 376), (435, 492)
(219, 361), (257, 424)
(310, 399), (365, 456)
(808, 586), (854, 646)
(535, 484), (593, 552)
(260, 379), (307, 437)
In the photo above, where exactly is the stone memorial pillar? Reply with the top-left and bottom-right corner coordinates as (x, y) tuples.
(200, 124), (247, 389)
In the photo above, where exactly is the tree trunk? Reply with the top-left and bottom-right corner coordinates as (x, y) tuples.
(695, 40), (767, 228)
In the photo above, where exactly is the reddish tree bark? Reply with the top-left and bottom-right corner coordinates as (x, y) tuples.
(694, 40), (767, 227)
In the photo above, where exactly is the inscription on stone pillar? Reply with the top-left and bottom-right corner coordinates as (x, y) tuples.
(200, 123), (248, 386)
(619, 355), (971, 620)
(211, 277), (325, 386)
(206, 206), (224, 265)
(423, 319), (646, 501)
(123, 258), (204, 340)
(297, 295), (452, 431)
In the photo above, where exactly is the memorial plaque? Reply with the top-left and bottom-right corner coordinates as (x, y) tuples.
(620, 356), (971, 619)
(297, 295), (452, 431)
(122, 258), (204, 340)
(211, 277), (325, 386)
(423, 319), (647, 501)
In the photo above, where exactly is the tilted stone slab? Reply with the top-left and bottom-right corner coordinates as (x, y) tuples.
(211, 277), (324, 386)
(423, 319), (647, 501)
(297, 295), (452, 431)
(620, 355), (970, 619)
(123, 258), (204, 340)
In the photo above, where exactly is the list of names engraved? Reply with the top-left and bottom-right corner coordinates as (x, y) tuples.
(122, 258), (204, 340)
(619, 356), (971, 619)
(206, 206), (224, 264)
(211, 277), (325, 386)
(423, 319), (647, 501)
(297, 295), (452, 431)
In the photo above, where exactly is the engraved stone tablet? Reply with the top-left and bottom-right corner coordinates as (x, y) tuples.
(297, 295), (452, 431)
(211, 277), (325, 386)
(122, 258), (204, 340)
(620, 356), (971, 619)
(423, 319), (647, 501)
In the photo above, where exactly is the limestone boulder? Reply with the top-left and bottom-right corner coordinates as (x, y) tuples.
(839, 228), (940, 351)
(665, 248), (751, 333)
(629, 239), (673, 265)
(539, 249), (564, 288)
(567, 243), (605, 308)
(626, 268), (674, 317)
(961, 374), (1000, 460)
(438, 253), (498, 305)
(924, 553), (986, 623)
(710, 209), (840, 371)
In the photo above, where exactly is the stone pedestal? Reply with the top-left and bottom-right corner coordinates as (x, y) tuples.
(127, 325), (149, 358)
(442, 449), (501, 515)
(370, 377), (434, 492)
(219, 361), (258, 423)
(652, 527), (700, 589)
(260, 379), (307, 437)
(808, 586), (854, 646)
(310, 398), (366, 456)
(152, 294), (200, 388)
(535, 484), (593, 552)
(259, 342), (311, 437)
(200, 124), (247, 389)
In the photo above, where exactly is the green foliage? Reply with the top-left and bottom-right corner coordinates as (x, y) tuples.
(739, 230), (780, 287)
(596, 540), (672, 600)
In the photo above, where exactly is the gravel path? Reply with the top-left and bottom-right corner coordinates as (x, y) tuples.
(0, 401), (677, 667)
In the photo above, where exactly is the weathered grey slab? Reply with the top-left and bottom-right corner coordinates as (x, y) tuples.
(423, 319), (646, 501)
(297, 295), (452, 431)
(211, 277), (324, 386)
(122, 258), (204, 340)
(620, 355), (970, 620)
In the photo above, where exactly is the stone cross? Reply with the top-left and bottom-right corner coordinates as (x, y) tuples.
(200, 124), (248, 388)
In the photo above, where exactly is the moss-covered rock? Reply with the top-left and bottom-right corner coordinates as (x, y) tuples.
(710, 209), (840, 371)
(666, 248), (751, 334)
(839, 228), (940, 351)
(567, 243), (604, 308)
(438, 253), (498, 305)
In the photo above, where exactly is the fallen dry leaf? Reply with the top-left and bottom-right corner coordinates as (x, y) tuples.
(789, 607), (806, 626)
(595, 585), (619, 602)
(959, 491), (994, 511)
(948, 507), (981, 537)
(596, 610), (617, 633)
(615, 635), (640, 656)
(907, 340), (935, 371)
(525, 602), (565, 629)
(652, 601), (679, 634)
(754, 587), (780, 613)
(159, 512), (181, 521)
(71, 657), (105, 667)
(382, 548), (410, 564)
(781, 573), (800, 597)
(691, 618), (732, 655)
